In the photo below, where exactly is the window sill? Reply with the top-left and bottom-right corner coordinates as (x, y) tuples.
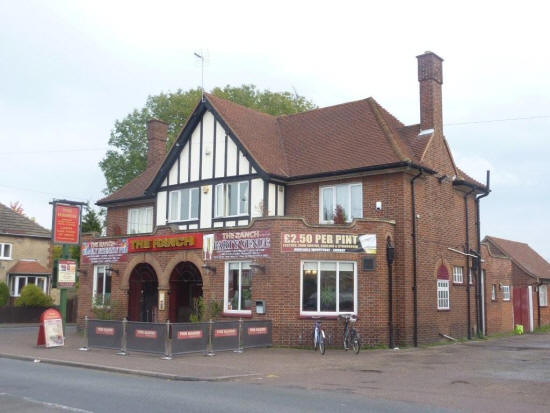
(453, 282), (464, 286)
(222, 311), (252, 318)
(437, 308), (450, 312)
(299, 313), (355, 320)
(0, 257), (12, 261)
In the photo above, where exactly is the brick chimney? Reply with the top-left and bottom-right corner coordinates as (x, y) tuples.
(147, 119), (168, 168)
(417, 51), (443, 133)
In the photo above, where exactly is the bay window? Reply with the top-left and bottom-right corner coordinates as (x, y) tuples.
(301, 261), (356, 315)
(9, 275), (48, 297)
(215, 181), (249, 217)
(224, 262), (252, 313)
(319, 183), (362, 223)
(169, 188), (199, 222)
(128, 206), (153, 234)
(93, 265), (111, 306)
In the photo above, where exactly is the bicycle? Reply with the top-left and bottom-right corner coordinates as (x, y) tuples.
(312, 318), (326, 355)
(340, 314), (361, 354)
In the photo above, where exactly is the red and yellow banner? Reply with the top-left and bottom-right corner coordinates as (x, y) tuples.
(128, 234), (203, 253)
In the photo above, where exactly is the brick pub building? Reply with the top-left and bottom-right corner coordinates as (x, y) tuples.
(78, 52), (490, 346)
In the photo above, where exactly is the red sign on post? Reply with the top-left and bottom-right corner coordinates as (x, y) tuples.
(53, 204), (81, 245)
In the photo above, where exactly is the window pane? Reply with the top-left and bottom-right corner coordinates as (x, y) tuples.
(145, 207), (153, 232)
(339, 269), (354, 312)
(216, 185), (224, 217)
(17, 278), (26, 295)
(322, 188), (333, 221)
(180, 189), (190, 220)
(228, 182), (238, 216)
(350, 185), (362, 219)
(169, 192), (179, 221)
(302, 266), (317, 311)
(241, 268), (252, 310)
(190, 189), (199, 219)
(3, 244), (11, 258)
(28, 277), (36, 285)
(36, 278), (45, 292)
(320, 267), (336, 311)
(335, 185), (349, 220)
(239, 182), (249, 214)
(320, 262), (337, 271)
(228, 267), (240, 310)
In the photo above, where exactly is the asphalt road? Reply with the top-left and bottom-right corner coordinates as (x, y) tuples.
(0, 358), (456, 413)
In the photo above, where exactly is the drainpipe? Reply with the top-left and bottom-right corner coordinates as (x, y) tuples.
(410, 169), (423, 347)
(537, 281), (541, 328)
(464, 188), (476, 340)
(475, 171), (490, 336)
(386, 238), (395, 349)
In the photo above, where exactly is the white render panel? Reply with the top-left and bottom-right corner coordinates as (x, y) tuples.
(201, 111), (214, 180)
(226, 138), (238, 176)
(277, 185), (285, 216)
(200, 185), (212, 229)
(251, 178), (264, 217)
(238, 219), (249, 226)
(156, 191), (167, 226)
(162, 178), (167, 187)
(268, 183), (276, 216)
(190, 126), (201, 181)
(188, 224), (198, 230)
(251, 167), (256, 174)
(178, 224), (187, 231)
(225, 221), (235, 227)
(238, 151), (249, 175)
(179, 140), (189, 183)
(168, 160), (178, 185)
(215, 122), (225, 178)
(213, 221), (224, 228)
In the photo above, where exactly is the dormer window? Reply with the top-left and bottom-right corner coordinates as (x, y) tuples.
(215, 181), (249, 218)
(319, 183), (362, 224)
(169, 188), (199, 222)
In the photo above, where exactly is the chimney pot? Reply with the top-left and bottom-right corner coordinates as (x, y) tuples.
(147, 119), (168, 168)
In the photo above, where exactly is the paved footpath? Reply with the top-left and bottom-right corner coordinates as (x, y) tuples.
(1, 325), (550, 413)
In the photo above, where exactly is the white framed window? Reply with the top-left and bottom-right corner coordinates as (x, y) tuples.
(127, 206), (153, 234)
(502, 285), (510, 301)
(437, 280), (450, 310)
(215, 181), (249, 218)
(452, 266), (463, 284)
(491, 284), (497, 301)
(319, 183), (362, 223)
(0, 243), (12, 260)
(224, 262), (252, 313)
(300, 261), (356, 315)
(92, 265), (112, 306)
(168, 188), (199, 222)
(539, 285), (548, 307)
(9, 275), (47, 297)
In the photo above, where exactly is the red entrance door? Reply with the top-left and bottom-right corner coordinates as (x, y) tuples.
(513, 287), (529, 328)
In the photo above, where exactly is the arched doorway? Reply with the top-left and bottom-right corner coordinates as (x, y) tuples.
(128, 263), (158, 322)
(169, 262), (203, 322)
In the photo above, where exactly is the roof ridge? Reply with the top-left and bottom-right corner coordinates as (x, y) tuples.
(204, 93), (276, 119)
(276, 97), (371, 119)
(366, 97), (411, 162)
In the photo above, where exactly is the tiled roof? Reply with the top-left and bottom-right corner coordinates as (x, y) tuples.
(484, 236), (550, 280)
(0, 202), (50, 238)
(97, 162), (161, 205)
(8, 260), (50, 275)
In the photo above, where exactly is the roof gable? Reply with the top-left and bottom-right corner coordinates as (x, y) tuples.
(484, 236), (550, 280)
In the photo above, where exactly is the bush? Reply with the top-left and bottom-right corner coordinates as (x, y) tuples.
(15, 284), (53, 307)
(91, 295), (119, 320)
(0, 282), (9, 307)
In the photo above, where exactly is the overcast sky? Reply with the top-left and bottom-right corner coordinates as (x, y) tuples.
(1, 0), (549, 260)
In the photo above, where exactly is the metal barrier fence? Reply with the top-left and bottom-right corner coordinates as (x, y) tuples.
(80, 317), (272, 358)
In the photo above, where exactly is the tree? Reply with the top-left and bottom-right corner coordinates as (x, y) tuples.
(9, 201), (24, 215)
(15, 284), (53, 307)
(0, 282), (9, 307)
(81, 205), (103, 234)
(99, 85), (316, 194)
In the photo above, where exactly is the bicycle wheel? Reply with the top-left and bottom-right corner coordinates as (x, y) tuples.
(352, 332), (361, 354)
(319, 330), (326, 355)
(313, 330), (318, 351)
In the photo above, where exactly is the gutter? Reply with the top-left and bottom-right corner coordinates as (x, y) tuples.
(410, 169), (423, 347)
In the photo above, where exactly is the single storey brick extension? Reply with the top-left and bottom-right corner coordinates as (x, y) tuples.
(78, 52), (494, 346)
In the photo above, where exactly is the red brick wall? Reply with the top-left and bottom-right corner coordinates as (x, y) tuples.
(481, 243), (513, 334)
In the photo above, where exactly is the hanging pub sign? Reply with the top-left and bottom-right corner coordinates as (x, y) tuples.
(281, 232), (377, 254)
(57, 259), (77, 288)
(128, 233), (203, 253)
(81, 239), (128, 264)
(52, 203), (82, 245)
(203, 230), (271, 260)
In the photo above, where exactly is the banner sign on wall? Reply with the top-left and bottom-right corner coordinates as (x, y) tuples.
(203, 230), (271, 260)
(281, 232), (376, 254)
(81, 239), (128, 264)
(57, 259), (77, 288)
(128, 234), (203, 253)
(53, 204), (81, 245)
